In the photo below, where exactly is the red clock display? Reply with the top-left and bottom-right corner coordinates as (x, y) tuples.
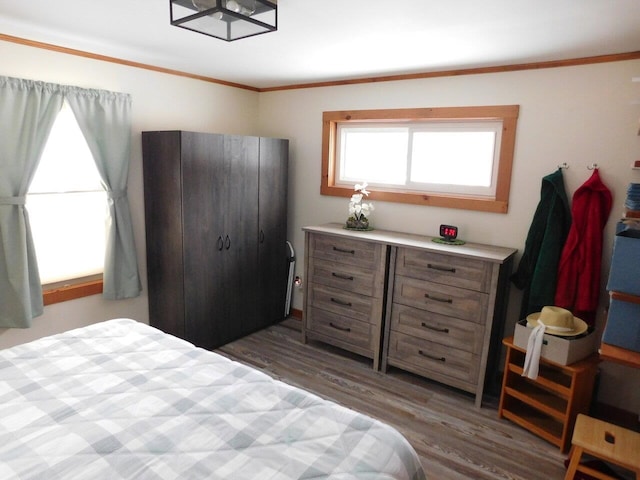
(439, 224), (458, 240)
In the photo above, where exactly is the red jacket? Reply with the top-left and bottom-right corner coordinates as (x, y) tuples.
(554, 169), (612, 325)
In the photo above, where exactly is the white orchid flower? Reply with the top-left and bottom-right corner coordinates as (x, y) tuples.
(354, 182), (370, 196)
(346, 182), (374, 225)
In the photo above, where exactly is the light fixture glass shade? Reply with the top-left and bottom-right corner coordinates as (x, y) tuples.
(170, 0), (277, 42)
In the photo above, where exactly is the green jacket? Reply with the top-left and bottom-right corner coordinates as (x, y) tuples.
(511, 168), (572, 319)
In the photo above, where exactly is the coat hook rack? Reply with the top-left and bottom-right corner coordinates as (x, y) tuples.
(558, 162), (569, 169)
(587, 163), (599, 170)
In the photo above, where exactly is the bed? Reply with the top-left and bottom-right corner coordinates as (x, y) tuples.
(0, 319), (425, 479)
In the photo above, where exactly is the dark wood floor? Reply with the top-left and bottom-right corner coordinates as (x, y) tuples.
(217, 318), (569, 480)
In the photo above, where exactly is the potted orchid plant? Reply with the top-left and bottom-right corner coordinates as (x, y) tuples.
(346, 182), (374, 230)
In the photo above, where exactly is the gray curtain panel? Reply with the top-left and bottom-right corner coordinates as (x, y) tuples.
(67, 89), (141, 300)
(0, 77), (63, 328)
(0, 76), (141, 328)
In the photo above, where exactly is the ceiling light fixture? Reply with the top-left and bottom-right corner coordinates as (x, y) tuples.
(170, 0), (277, 42)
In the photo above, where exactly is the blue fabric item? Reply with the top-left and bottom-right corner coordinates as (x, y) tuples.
(603, 297), (640, 352)
(607, 222), (640, 296)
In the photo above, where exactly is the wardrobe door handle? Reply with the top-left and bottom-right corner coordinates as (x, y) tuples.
(424, 293), (453, 304)
(418, 350), (446, 362)
(421, 322), (450, 334)
(259, 230), (265, 243)
(225, 235), (231, 250)
(217, 236), (224, 251)
(330, 297), (352, 307)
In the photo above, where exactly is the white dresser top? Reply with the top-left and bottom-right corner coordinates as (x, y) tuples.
(303, 223), (517, 264)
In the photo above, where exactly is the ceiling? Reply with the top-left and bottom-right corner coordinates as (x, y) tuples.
(1, 1), (639, 90)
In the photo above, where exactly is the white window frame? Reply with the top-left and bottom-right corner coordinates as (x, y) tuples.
(336, 120), (503, 197)
(322, 105), (520, 213)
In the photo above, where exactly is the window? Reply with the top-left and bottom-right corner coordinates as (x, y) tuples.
(322, 106), (519, 213)
(26, 101), (106, 299)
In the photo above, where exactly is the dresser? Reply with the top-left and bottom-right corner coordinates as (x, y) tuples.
(303, 228), (387, 369)
(301, 223), (517, 407)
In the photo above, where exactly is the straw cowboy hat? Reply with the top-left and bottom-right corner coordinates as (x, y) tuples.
(526, 306), (588, 336)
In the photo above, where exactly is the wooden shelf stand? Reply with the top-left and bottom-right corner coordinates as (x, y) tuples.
(498, 336), (600, 452)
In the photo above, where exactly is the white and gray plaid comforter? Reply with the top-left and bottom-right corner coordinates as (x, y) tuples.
(0, 319), (425, 480)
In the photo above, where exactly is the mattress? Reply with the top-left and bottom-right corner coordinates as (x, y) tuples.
(0, 319), (425, 480)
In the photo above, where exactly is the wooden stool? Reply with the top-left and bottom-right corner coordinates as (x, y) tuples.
(564, 414), (640, 480)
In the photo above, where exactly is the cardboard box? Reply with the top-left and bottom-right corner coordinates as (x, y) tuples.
(602, 295), (640, 353)
(513, 320), (597, 365)
(606, 223), (640, 296)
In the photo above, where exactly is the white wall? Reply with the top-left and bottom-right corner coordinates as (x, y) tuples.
(0, 37), (638, 413)
(258, 59), (640, 413)
(0, 40), (260, 348)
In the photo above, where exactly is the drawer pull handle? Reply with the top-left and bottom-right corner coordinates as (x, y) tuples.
(424, 293), (453, 304)
(418, 350), (446, 362)
(330, 297), (352, 307)
(427, 263), (456, 273)
(332, 272), (354, 281)
(333, 246), (355, 255)
(421, 322), (450, 334)
(329, 322), (351, 332)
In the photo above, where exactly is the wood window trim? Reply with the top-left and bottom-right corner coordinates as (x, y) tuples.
(321, 105), (520, 213)
(43, 275), (103, 306)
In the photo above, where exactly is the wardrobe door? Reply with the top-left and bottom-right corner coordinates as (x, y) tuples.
(258, 137), (289, 325)
(182, 131), (228, 350)
(224, 135), (260, 340)
(142, 131), (185, 339)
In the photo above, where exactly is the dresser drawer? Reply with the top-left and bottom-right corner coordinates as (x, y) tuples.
(396, 247), (491, 292)
(311, 234), (383, 270)
(306, 306), (374, 352)
(308, 283), (381, 324)
(393, 275), (488, 324)
(387, 331), (479, 391)
(309, 257), (384, 297)
(390, 303), (483, 354)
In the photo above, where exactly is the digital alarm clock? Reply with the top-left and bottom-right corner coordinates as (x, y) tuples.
(439, 224), (458, 241)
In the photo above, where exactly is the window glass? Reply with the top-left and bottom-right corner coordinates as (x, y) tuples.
(337, 121), (501, 196)
(322, 106), (519, 213)
(26, 102), (107, 284)
(410, 130), (496, 187)
(338, 126), (408, 184)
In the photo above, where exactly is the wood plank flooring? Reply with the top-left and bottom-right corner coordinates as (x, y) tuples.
(217, 319), (569, 480)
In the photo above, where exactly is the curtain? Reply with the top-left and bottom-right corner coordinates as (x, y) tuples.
(0, 77), (63, 327)
(67, 89), (142, 299)
(0, 76), (141, 328)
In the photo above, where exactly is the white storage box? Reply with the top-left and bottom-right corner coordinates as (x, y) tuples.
(513, 320), (597, 365)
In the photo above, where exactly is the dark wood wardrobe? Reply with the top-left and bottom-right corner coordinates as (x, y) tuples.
(142, 130), (288, 350)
